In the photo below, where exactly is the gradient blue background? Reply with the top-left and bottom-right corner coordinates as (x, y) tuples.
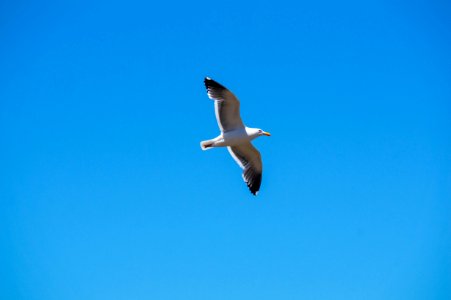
(1, 0), (450, 299)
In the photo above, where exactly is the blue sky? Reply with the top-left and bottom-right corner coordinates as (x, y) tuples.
(1, 0), (450, 299)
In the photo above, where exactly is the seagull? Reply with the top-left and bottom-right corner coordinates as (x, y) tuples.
(200, 77), (271, 195)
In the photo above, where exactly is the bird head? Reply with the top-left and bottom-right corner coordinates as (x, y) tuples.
(255, 128), (271, 138)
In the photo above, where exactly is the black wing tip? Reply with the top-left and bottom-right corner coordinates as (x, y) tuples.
(247, 173), (262, 196)
(204, 77), (226, 90)
(249, 187), (259, 196)
(249, 186), (260, 196)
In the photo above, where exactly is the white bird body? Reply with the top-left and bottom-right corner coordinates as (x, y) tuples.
(201, 127), (261, 149)
(200, 77), (270, 195)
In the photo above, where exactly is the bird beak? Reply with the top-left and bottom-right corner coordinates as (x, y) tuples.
(263, 131), (271, 136)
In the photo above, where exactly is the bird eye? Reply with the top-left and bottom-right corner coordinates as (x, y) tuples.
(259, 130), (262, 133)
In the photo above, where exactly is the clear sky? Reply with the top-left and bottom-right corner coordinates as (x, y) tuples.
(1, 0), (450, 299)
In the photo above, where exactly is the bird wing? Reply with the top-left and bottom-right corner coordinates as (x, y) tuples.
(204, 77), (245, 132)
(228, 143), (263, 195)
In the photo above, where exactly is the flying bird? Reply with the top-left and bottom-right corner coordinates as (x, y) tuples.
(200, 77), (271, 195)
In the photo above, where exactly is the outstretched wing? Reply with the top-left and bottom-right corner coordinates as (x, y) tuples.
(228, 143), (263, 195)
(204, 77), (245, 132)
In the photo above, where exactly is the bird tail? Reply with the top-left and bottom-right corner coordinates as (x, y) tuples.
(200, 140), (215, 150)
